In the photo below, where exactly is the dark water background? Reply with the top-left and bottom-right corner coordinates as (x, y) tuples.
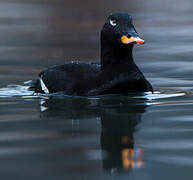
(0, 0), (193, 179)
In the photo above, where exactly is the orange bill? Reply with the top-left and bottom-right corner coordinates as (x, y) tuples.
(121, 35), (145, 45)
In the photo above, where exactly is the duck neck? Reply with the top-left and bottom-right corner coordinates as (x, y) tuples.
(100, 41), (134, 71)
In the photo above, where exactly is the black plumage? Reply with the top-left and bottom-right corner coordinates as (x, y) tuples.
(33, 12), (153, 96)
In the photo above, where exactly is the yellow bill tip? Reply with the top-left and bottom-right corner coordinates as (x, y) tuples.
(135, 37), (145, 45)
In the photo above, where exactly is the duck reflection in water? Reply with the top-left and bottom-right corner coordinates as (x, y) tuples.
(101, 105), (146, 173)
(39, 97), (147, 173)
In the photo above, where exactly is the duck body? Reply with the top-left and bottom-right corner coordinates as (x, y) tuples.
(33, 12), (153, 96)
(35, 62), (101, 95)
(35, 61), (152, 96)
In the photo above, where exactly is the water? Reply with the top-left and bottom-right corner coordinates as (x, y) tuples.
(0, 0), (193, 179)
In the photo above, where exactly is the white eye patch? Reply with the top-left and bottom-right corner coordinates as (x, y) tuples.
(110, 19), (117, 26)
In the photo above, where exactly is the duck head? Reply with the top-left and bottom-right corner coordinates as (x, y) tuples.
(101, 12), (144, 70)
(101, 12), (144, 47)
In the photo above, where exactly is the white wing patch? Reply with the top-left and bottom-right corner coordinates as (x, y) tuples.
(39, 76), (49, 93)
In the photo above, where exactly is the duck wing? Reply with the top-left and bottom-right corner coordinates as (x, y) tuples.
(34, 62), (100, 95)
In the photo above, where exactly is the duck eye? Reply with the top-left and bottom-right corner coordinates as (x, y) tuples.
(110, 19), (117, 26)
